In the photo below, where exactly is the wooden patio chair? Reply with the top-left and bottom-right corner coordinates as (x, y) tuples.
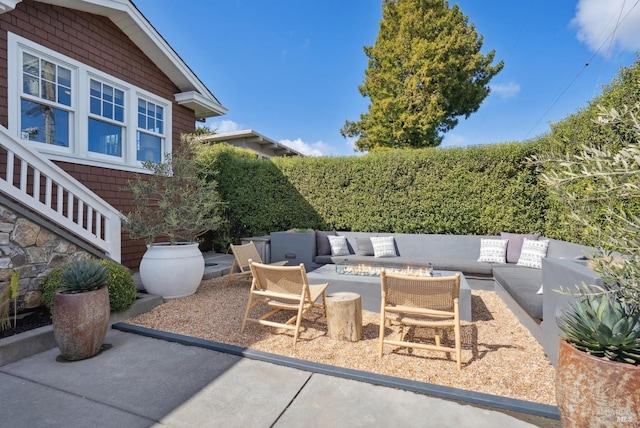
(225, 242), (287, 286)
(241, 261), (328, 345)
(379, 271), (463, 370)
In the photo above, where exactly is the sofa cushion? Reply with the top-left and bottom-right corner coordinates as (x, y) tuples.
(493, 266), (543, 320)
(355, 236), (374, 256)
(477, 238), (508, 263)
(327, 235), (350, 256)
(314, 254), (337, 264)
(517, 239), (550, 269)
(501, 232), (541, 263)
(315, 230), (337, 256)
(370, 236), (397, 258)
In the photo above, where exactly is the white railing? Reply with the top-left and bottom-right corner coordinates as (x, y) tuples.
(0, 126), (121, 262)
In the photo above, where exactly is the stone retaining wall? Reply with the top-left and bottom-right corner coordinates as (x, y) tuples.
(0, 205), (91, 312)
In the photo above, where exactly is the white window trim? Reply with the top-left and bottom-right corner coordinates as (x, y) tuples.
(7, 32), (172, 172)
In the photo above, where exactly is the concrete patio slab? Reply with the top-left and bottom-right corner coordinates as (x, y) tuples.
(276, 374), (539, 427)
(156, 359), (311, 427)
(2, 330), (240, 422)
(0, 372), (152, 427)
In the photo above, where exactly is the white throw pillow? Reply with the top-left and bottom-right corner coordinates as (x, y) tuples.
(477, 238), (508, 263)
(327, 235), (350, 256)
(517, 239), (550, 269)
(370, 236), (397, 258)
(537, 285), (544, 295)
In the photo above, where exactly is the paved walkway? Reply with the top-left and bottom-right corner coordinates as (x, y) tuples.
(0, 328), (559, 427)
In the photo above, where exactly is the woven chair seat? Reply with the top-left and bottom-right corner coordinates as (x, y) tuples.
(379, 271), (464, 370)
(241, 261), (328, 345)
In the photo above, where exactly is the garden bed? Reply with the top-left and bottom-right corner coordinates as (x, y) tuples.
(0, 306), (52, 340)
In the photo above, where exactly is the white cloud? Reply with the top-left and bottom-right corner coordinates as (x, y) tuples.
(207, 119), (242, 134)
(572, 0), (640, 53)
(279, 138), (330, 157)
(490, 82), (520, 99)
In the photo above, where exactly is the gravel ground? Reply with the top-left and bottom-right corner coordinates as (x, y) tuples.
(127, 276), (556, 405)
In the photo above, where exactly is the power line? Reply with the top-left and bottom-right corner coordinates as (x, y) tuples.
(523, 0), (640, 140)
(596, 0), (627, 95)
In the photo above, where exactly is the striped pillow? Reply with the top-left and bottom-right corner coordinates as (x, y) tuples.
(370, 236), (397, 258)
(517, 239), (550, 269)
(477, 239), (508, 263)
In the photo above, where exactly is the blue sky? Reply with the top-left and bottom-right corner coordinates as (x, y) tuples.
(133, 0), (640, 156)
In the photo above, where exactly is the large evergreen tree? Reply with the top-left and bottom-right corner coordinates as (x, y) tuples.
(342, 0), (503, 151)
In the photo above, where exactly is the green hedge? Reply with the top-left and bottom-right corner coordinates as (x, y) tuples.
(274, 142), (549, 235)
(537, 58), (640, 247)
(199, 141), (557, 248)
(195, 145), (327, 250)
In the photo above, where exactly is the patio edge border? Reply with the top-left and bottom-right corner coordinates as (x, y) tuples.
(113, 322), (560, 421)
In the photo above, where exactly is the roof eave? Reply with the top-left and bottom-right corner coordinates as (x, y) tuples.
(29, 0), (227, 116)
(0, 0), (20, 13)
(175, 91), (228, 120)
(201, 130), (305, 157)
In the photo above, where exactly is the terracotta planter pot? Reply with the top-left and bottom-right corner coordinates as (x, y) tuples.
(556, 339), (640, 427)
(52, 287), (110, 361)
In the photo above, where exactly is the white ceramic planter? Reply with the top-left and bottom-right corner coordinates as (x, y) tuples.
(139, 242), (204, 299)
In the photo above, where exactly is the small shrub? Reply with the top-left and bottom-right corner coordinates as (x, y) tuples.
(42, 268), (63, 310)
(100, 259), (137, 311)
(42, 260), (137, 312)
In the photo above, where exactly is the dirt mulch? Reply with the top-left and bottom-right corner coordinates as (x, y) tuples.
(127, 276), (556, 405)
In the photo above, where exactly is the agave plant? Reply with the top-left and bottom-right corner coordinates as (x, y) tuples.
(558, 292), (640, 365)
(59, 260), (108, 294)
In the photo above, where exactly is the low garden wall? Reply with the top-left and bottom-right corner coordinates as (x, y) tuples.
(0, 204), (92, 312)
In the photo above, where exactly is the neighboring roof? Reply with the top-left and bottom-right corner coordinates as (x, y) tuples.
(1, 0), (227, 119)
(200, 130), (305, 157)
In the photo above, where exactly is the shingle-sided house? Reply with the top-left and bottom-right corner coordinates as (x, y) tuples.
(0, 0), (226, 309)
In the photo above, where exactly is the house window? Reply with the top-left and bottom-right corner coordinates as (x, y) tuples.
(9, 33), (172, 170)
(88, 79), (125, 157)
(20, 52), (72, 147)
(137, 99), (163, 163)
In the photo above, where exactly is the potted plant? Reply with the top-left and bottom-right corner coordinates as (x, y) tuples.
(555, 290), (639, 426)
(537, 104), (640, 426)
(122, 134), (224, 299)
(52, 260), (110, 361)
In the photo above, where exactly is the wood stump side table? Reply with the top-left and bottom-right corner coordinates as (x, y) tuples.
(326, 292), (362, 342)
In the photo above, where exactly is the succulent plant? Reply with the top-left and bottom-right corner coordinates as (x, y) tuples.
(59, 260), (108, 294)
(558, 293), (640, 365)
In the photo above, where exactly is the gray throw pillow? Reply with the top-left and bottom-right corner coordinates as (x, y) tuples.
(315, 230), (337, 256)
(500, 232), (541, 263)
(355, 237), (374, 256)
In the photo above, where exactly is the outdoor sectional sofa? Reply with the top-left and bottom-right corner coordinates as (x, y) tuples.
(269, 230), (599, 365)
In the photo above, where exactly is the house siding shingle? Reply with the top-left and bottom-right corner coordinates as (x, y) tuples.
(0, 0), (198, 268)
